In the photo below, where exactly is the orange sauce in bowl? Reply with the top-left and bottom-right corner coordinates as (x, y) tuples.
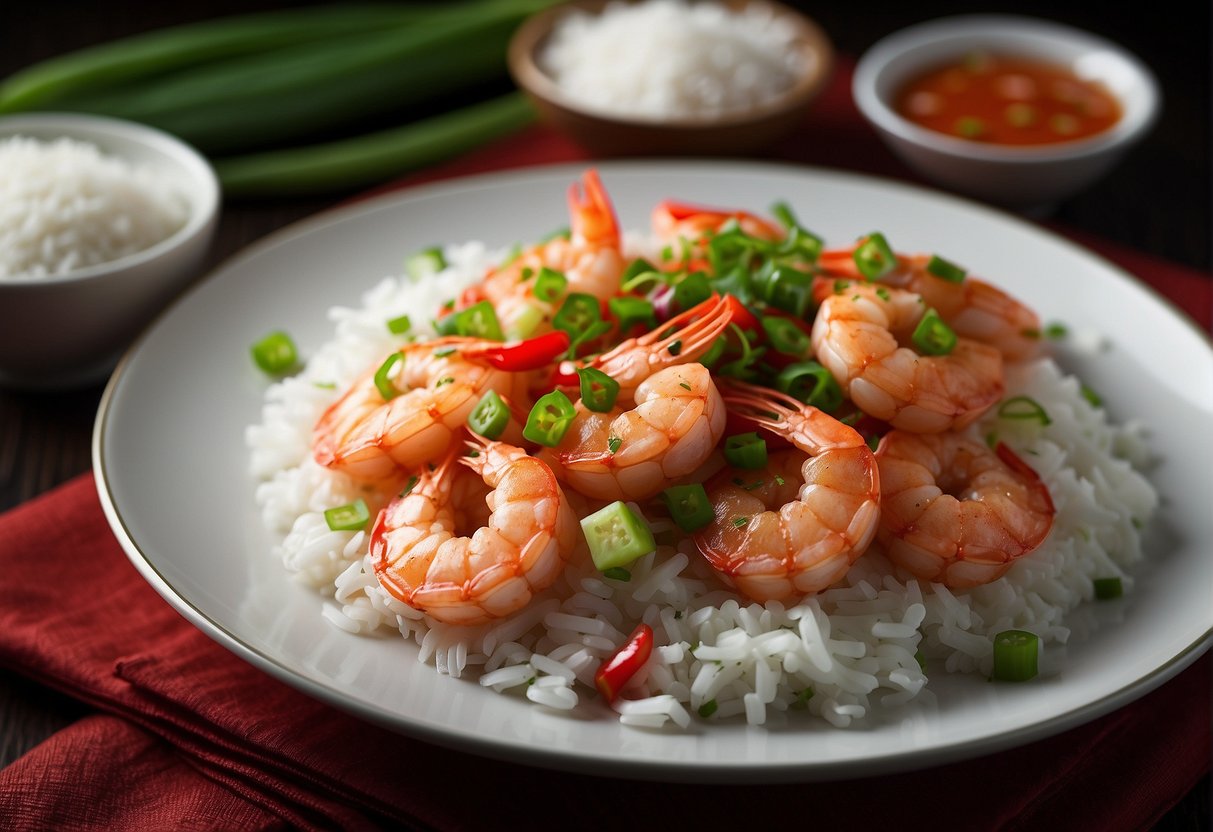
(894, 52), (1122, 146)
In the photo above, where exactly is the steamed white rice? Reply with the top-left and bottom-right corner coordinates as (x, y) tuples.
(246, 239), (1158, 729)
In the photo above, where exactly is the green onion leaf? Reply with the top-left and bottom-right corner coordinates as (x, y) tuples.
(662, 483), (715, 533)
(576, 367), (620, 413)
(911, 308), (957, 356)
(523, 390), (576, 447)
(697, 699), (719, 718)
(467, 389), (510, 440)
(373, 352), (404, 401)
(724, 432), (767, 470)
(581, 501), (656, 571)
(324, 498), (370, 532)
(992, 629), (1039, 682)
(251, 330), (298, 375)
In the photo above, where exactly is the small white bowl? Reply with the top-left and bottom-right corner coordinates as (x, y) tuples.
(0, 113), (219, 389)
(853, 15), (1160, 210)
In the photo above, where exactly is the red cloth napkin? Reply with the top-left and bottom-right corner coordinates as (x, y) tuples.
(2, 58), (1210, 831)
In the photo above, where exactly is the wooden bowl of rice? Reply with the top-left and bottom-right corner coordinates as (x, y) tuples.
(0, 113), (219, 389)
(508, 0), (834, 156)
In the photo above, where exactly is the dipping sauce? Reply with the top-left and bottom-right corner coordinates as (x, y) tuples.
(895, 52), (1122, 146)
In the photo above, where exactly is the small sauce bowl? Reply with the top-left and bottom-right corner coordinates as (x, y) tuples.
(508, 0), (834, 156)
(0, 113), (219, 389)
(853, 15), (1160, 210)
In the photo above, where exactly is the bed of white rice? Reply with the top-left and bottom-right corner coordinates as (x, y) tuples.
(246, 239), (1158, 729)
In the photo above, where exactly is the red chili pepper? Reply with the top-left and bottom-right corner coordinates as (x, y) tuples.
(595, 623), (653, 704)
(723, 294), (760, 333)
(550, 360), (581, 389)
(476, 331), (570, 372)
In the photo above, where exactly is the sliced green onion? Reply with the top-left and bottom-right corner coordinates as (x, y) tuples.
(763, 266), (814, 317)
(250, 330), (298, 375)
(607, 435), (622, 454)
(324, 498), (370, 532)
(731, 516), (749, 529)
(1093, 577), (1123, 600)
(504, 303), (545, 340)
(724, 432), (767, 470)
(621, 256), (657, 285)
(581, 501), (656, 571)
(674, 271), (712, 311)
(926, 254), (966, 283)
(760, 316), (811, 356)
(576, 367), (620, 413)
(661, 483), (714, 533)
(602, 566), (632, 582)
(998, 395), (1052, 426)
(992, 629), (1039, 682)
(1044, 322), (1069, 339)
(609, 295), (657, 334)
(853, 232), (897, 280)
(373, 352), (404, 400)
(533, 267), (568, 304)
(385, 314), (412, 335)
(774, 361), (843, 412)
(405, 246), (445, 280)
(911, 308), (957, 356)
(552, 292), (601, 337)
(1080, 385), (1103, 408)
(468, 389), (510, 440)
(455, 300), (504, 341)
(697, 699), (718, 718)
(523, 390), (576, 447)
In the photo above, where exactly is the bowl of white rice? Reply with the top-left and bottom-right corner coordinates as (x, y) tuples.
(0, 113), (219, 389)
(508, 0), (834, 156)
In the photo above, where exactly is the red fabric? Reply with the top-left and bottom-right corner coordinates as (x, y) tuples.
(2, 56), (1210, 831)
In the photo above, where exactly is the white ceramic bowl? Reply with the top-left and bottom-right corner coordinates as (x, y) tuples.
(0, 113), (219, 389)
(853, 15), (1160, 210)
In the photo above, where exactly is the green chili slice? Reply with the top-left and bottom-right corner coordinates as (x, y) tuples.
(760, 316), (811, 357)
(250, 330), (298, 375)
(853, 232), (897, 280)
(533, 267), (568, 304)
(998, 395), (1052, 426)
(911, 308), (957, 356)
(552, 292), (601, 337)
(774, 361), (843, 412)
(324, 499), (370, 532)
(468, 390), (510, 440)
(581, 501), (657, 571)
(576, 367), (620, 413)
(373, 352), (404, 401)
(609, 295), (657, 334)
(724, 432), (767, 470)
(662, 483), (714, 533)
(674, 271), (712, 311)
(523, 390), (576, 447)
(992, 630), (1039, 682)
(763, 266), (814, 317)
(926, 254), (966, 283)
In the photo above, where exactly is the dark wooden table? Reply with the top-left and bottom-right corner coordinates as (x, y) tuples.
(2, 1), (1209, 827)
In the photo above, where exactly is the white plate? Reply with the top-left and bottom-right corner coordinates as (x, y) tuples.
(94, 162), (1213, 783)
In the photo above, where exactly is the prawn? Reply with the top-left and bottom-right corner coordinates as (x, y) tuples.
(539, 296), (733, 501)
(480, 169), (626, 337)
(818, 243), (1042, 361)
(651, 199), (784, 247)
(811, 282), (1005, 433)
(312, 338), (530, 482)
(875, 430), (1055, 588)
(370, 438), (581, 625)
(693, 381), (881, 603)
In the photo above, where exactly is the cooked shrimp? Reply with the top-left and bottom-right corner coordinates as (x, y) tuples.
(370, 438), (581, 625)
(480, 169), (626, 336)
(818, 244), (1042, 361)
(875, 430), (1054, 588)
(538, 296), (733, 500)
(651, 199), (784, 247)
(541, 363), (727, 501)
(693, 382), (881, 603)
(313, 338), (529, 482)
(811, 282), (1005, 433)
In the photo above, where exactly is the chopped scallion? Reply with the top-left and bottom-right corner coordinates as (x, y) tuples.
(992, 629), (1039, 682)
(581, 501), (656, 571)
(467, 390), (510, 440)
(373, 352), (404, 401)
(1093, 577), (1123, 600)
(997, 395), (1052, 426)
(724, 432), (767, 470)
(576, 367), (620, 413)
(523, 390), (576, 447)
(662, 483), (714, 533)
(911, 308), (957, 356)
(926, 254), (966, 283)
(385, 314), (412, 335)
(324, 499), (370, 532)
(852, 232), (897, 280)
(761, 316), (811, 357)
(774, 361), (843, 412)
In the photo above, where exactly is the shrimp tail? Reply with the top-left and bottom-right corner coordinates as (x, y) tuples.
(569, 168), (620, 249)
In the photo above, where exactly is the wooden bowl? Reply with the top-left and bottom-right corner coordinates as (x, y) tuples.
(508, 0), (834, 156)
